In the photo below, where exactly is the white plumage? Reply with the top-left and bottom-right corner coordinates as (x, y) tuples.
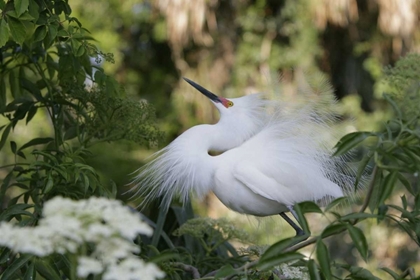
(131, 77), (354, 229)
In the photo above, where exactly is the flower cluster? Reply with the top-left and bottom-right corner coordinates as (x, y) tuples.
(0, 196), (164, 280)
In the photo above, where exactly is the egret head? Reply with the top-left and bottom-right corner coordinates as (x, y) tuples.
(183, 78), (268, 148)
(183, 78), (234, 111)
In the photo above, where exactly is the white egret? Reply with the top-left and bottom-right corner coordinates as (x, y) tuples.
(132, 77), (354, 236)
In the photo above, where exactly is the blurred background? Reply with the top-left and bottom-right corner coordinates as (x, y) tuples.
(73, 0), (419, 275)
(4, 0), (419, 276)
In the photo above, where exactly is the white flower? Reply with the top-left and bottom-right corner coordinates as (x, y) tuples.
(0, 196), (164, 280)
(103, 257), (165, 280)
(94, 237), (139, 262)
(77, 256), (104, 277)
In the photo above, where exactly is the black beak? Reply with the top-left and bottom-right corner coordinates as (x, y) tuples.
(183, 78), (221, 103)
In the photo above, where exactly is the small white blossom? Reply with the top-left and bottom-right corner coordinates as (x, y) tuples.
(0, 196), (164, 280)
(103, 257), (165, 280)
(77, 256), (104, 277)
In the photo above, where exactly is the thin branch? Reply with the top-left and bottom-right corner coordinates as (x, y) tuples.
(172, 262), (201, 279)
(357, 165), (379, 215)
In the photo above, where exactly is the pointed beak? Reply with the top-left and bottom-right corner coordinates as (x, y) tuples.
(183, 77), (221, 103)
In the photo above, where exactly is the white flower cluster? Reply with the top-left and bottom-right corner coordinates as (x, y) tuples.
(0, 196), (164, 280)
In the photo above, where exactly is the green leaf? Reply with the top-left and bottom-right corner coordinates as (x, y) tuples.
(7, 16), (26, 45)
(346, 224), (368, 261)
(383, 94), (402, 119)
(0, 203), (33, 221)
(321, 223), (347, 238)
(14, 0), (29, 17)
(333, 132), (374, 157)
(340, 212), (376, 221)
(1, 254), (33, 279)
(33, 25), (47, 42)
(44, 174), (54, 194)
(10, 140), (17, 154)
(307, 259), (322, 280)
(26, 105), (38, 124)
(380, 267), (400, 280)
(0, 75), (6, 110)
(0, 123), (12, 151)
(261, 237), (304, 260)
(324, 197), (348, 212)
(0, 18), (9, 48)
(18, 137), (53, 151)
(33, 258), (62, 280)
(355, 151), (373, 189)
(28, 0), (40, 21)
(346, 265), (381, 280)
(44, 23), (58, 48)
(214, 264), (237, 278)
(397, 172), (414, 195)
(148, 251), (179, 264)
(257, 252), (304, 271)
(9, 68), (22, 98)
(316, 240), (331, 279)
(151, 206), (168, 248)
(298, 201), (323, 214)
(23, 262), (35, 280)
(292, 204), (310, 235)
(378, 171), (398, 206)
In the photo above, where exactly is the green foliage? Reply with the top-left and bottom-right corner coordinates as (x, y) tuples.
(0, 0), (162, 278)
(173, 217), (251, 256)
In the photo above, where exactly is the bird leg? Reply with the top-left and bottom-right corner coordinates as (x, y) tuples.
(279, 205), (306, 237)
(279, 212), (305, 237)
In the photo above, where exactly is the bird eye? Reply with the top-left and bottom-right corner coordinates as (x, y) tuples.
(228, 101), (234, 107)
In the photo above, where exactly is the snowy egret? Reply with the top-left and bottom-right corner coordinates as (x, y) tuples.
(132, 77), (354, 236)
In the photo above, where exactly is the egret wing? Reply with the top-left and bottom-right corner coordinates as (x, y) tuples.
(233, 161), (297, 206)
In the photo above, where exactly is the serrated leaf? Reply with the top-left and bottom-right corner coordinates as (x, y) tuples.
(257, 253), (304, 271)
(307, 259), (321, 280)
(346, 224), (368, 261)
(14, 0), (29, 17)
(316, 240), (331, 279)
(7, 16), (26, 45)
(33, 25), (47, 42)
(0, 18), (9, 48)
(18, 137), (53, 151)
(28, 0), (39, 21)
(378, 171), (398, 206)
(334, 132), (374, 157)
